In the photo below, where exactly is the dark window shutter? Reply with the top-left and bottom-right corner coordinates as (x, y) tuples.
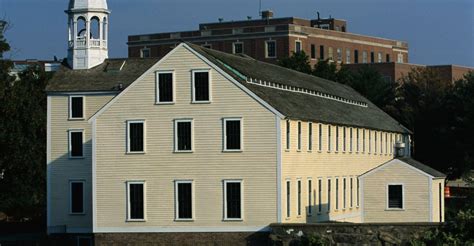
(71, 97), (83, 118)
(178, 183), (192, 219)
(158, 73), (173, 102)
(194, 72), (209, 101)
(71, 182), (84, 213)
(130, 183), (144, 219)
(70, 132), (83, 157)
(226, 120), (241, 150)
(177, 122), (192, 151)
(388, 185), (403, 208)
(129, 123), (144, 152)
(226, 182), (241, 219)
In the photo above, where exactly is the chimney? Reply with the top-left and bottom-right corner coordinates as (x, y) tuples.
(394, 141), (406, 157)
(261, 10), (274, 19)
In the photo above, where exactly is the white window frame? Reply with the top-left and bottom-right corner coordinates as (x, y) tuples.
(232, 41), (244, 54)
(327, 125), (332, 152)
(297, 178), (302, 216)
(350, 177), (354, 208)
(223, 179), (244, 221)
(174, 180), (194, 221)
(297, 121), (302, 151)
(126, 181), (146, 221)
(342, 177), (347, 209)
(69, 180), (85, 215)
(126, 120), (146, 154)
(155, 70), (175, 104)
(307, 178), (313, 216)
(308, 122), (313, 151)
(223, 117), (243, 152)
(285, 120), (290, 151)
(68, 129), (84, 159)
(317, 178), (322, 214)
(265, 40), (277, 58)
(286, 179), (291, 219)
(335, 177), (339, 211)
(295, 40), (302, 53)
(318, 124), (322, 152)
(140, 47), (151, 58)
(386, 183), (405, 210)
(69, 95), (85, 120)
(174, 119), (194, 153)
(191, 69), (212, 104)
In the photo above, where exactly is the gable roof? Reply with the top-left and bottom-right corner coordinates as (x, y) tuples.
(186, 43), (410, 134)
(359, 157), (446, 179)
(46, 58), (160, 92)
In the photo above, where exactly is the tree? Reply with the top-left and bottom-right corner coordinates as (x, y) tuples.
(312, 59), (339, 81)
(278, 51), (312, 74)
(0, 36), (50, 220)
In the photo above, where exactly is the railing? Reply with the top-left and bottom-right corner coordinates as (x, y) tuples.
(90, 39), (101, 47)
(70, 37), (107, 48)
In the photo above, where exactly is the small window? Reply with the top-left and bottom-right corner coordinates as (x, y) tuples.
(356, 129), (360, 152)
(127, 181), (145, 220)
(335, 178), (339, 210)
(69, 96), (84, 119)
(377, 52), (383, 63)
(397, 53), (404, 63)
(318, 124), (322, 151)
(346, 49), (351, 64)
(370, 51), (375, 63)
(174, 119), (193, 152)
(127, 121), (145, 153)
(369, 130), (372, 153)
(286, 180), (291, 218)
(386, 54), (391, 62)
(335, 126), (339, 152)
(343, 127), (346, 152)
(362, 51), (368, 63)
(308, 179), (312, 215)
(354, 50), (359, 64)
(224, 180), (242, 220)
(295, 40), (302, 53)
(286, 120), (290, 150)
(192, 70), (211, 103)
(69, 130), (84, 158)
(265, 40), (276, 58)
(350, 178), (353, 208)
(308, 122), (312, 151)
(381, 132), (384, 154)
(357, 178), (360, 207)
(297, 179), (302, 216)
(310, 44), (316, 59)
(70, 181), (84, 214)
(140, 48), (150, 58)
(328, 125), (331, 152)
(156, 71), (174, 104)
(233, 42), (244, 54)
(328, 47), (334, 61)
(175, 181), (193, 220)
(224, 118), (242, 151)
(387, 184), (403, 209)
(319, 45), (324, 60)
(327, 179), (331, 211)
(297, 122), (302, 151)
(318, 179), (322, 213)
(349, 128), (353, 152)
(343, 178), (346, 209)
(336, 48), (342, 62)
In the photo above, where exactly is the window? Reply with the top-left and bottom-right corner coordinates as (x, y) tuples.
(308, 179), (313, 215)
(328, 125), (331, 152)
(319, 45), (324, 60)
(223, 118), (242, 151)
(70, 181), (84, 214)
(69, 130), (84, 158)
(175, 181), (193, 220)
(378, 52), (383, 63)
(265, 40), (276, 58)
(156, 71), (174, 103)
(374, 131), (377, 154)
(297, 122), (302, 151)
(318, 124), (322, 151)
(318, 179), (322, 213)
(380, 132), (383, 154)
(343, 178), (347, 209)
(69, 96), (84, 119)
(328, 47), (334, 61)
(127, 181), (145, 220)
(297, 180), (302, 216)
(343, 127), (346, 152)
(127, 121), (145, 153)
(233, 42), (243, 54)
(224, 180), (243, 220)
(336, 48), (342, 62)
(286, 180), (291, 218)
(346, 49), (351, 64)
(192, 70), (210, 103)
(335, 178), (339, 210)
(356, 129), (360, 152)
(286, 120), (290, 150)
(390, 134), (393, 155)
(362, 51), (368, 63)
(385, 133), (388, 155)
(357, 178), (360, 207)
(295, 40), (302, 53)
(311, 44), (316, 59)
(350, 178), (353, 208)
(308, 122), (313, 151)
(327, 179), (331, 211)
(174, 119), (193, 152)
(350, 128), (353, 152)
(335, 126), (339, 152)
(354, 50), (359, 64)
(370, 51), (375, 63)
(387, 184), (404, 209)
(397, 53), (404, 63)
(140, 48), (150, 58)
(386, 54), (390, 62)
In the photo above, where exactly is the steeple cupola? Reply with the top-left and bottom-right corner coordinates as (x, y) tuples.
(66, 0), (109, 70)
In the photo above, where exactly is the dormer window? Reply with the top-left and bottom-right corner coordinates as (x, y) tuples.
(140, 48), (150, 58)
(69, 96), (84, 119)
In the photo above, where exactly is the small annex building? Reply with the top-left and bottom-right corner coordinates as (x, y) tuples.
(359, 157), (446, 223)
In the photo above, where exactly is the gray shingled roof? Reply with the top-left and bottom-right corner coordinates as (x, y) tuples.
(46, 58), (160, 92)
(187, 43), (410, 133)
(397, 157), (446, 178)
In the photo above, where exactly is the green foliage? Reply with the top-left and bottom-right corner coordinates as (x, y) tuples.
(278, 51), (312, 74)
(0, 37), (51, 220)
(299, 233), (330, 246)
(312, 59), (339, 81)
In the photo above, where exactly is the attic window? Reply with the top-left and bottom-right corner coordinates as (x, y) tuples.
(69, 96), (84, 119)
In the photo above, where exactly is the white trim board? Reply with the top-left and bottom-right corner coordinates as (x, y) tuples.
(46, 96), (52, 234)
(276, 116), (282, 223)
(359, 158), (434, 179)
(94, 226), (271, 233)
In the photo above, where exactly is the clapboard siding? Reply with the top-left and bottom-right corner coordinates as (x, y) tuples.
(95, 46), (278, 228)
(280, 119), (401, 222)
(431, 179), (445, 222)
(362, 163), (430, 222)
(48, 94), (114, 230)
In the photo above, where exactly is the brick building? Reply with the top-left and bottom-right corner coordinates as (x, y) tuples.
(127, 11), (409, 66)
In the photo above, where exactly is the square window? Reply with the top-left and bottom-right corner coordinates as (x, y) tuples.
(175, 181), (193, 220)
(69, 130), (84, 158)
(388, 184), (403, 209)
(224, 118), (242, 151)
(192, 71), (210, 102)
(224, 180), (242, 220)
(175, 120), (193, 152)
(127, 121), (145, 153)
(156, 72), (174, 103)
(70, 181), (84, 214)
(69, 96), (84, 119)
(127, 182), (145, 220)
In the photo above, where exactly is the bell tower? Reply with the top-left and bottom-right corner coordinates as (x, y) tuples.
(66, 0), (109, 70)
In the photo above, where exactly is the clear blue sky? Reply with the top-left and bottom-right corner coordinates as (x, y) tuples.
(1, 0), (473, 67)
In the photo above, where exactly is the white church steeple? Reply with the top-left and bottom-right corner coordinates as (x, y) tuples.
(66, 0), (109, 70)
